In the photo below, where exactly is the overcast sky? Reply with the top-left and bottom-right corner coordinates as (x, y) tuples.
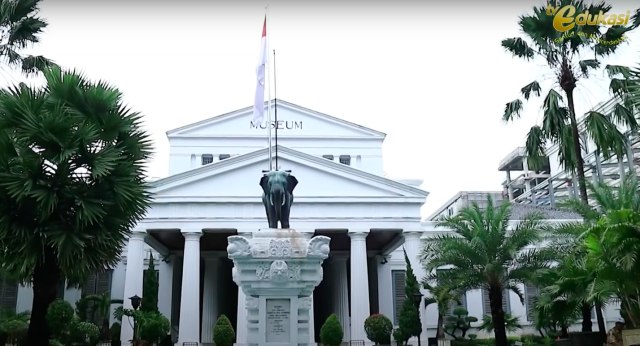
(2, 0), (639, 218)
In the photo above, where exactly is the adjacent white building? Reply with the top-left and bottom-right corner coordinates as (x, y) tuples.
(0, 99), (624, 345)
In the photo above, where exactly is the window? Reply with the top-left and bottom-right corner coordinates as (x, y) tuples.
(525, 283), (539, 321)
(391, 270), (406, 325)
(81, 269), (113, 327)
(482, 288), (510, 315)
(447, 208), (454, 216)
(447, 292), (468, 316)
(201, 154), (213, 165)
(219, 154), (231, 160)
(322, 155), (334, 160)
(0, 275), (18, 312)
(82, 269), (113, 296)
(339, 155), (351, 165)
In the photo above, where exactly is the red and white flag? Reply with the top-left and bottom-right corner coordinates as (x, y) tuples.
(252, 17), (267, 123)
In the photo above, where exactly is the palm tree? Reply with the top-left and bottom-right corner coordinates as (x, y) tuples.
(0, 0), (55, 74)
(0, 66), (152, 346)
(421, 197), (554, 346)
(82, 292), (124, 341)
(501, 0), (639, 209)
(577, 173), (640, 328)
(421, 276), (464, 339)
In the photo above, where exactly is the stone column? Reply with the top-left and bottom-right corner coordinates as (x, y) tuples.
(332, 256), (350, 342)
(120, 230), (146, 343)
(177, 231), (202, 344)
(201, 255), (220, 343)
(404, 230), (426, 344)
(349, 231), (370, 342)
(158, 255), (174, 325)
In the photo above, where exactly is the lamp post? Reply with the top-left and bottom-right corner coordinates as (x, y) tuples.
(412, 291), (424, 346)
(129, 295), (142, 344)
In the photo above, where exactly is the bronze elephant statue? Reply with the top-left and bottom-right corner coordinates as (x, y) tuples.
(259, 170), (298, 229)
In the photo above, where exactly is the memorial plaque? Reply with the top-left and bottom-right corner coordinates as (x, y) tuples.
(266, 299), (291, 342)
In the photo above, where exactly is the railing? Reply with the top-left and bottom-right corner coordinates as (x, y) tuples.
(349, 340), (365, 346)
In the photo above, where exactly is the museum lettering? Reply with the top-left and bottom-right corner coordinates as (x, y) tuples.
(250, 120), (303, 130)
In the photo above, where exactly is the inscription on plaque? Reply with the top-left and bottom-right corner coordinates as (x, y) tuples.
(266, 298), (291, 342)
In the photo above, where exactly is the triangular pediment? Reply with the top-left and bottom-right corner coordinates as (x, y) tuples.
(151, 146), (427, 201)
(166, 99), (385, 139)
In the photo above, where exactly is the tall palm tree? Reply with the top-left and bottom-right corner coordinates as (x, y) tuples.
(0, 66), (152, 346)
(0, 0), (54, 74)
(421, 197), (554, 346)
(501, 0), (639, 208)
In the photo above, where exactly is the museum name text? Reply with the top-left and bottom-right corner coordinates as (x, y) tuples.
(546, 4), (630, 32)
(250, 120), (303, 130)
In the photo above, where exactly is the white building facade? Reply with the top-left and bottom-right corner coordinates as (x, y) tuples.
(1, 100), (621, 345)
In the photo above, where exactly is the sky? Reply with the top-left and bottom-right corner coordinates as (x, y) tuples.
(1, 0), (639, 218)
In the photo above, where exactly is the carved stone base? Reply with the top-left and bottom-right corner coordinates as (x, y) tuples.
(228, 229), (330, 346)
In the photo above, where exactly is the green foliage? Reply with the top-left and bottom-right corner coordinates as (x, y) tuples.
(0, 66), (152, 343)
(403, 248), (420, 298)
(319, 313), (343, 346)
(479, 313), (522, 333)
(443, 307), (477, 340)
(363, 314), (392, 345)
(423, 274), (464, 339)
(109, 322), (120, 342)
(397, 299), (420, 343)
(393, 327), (408, 346)
(137, 311), (170, 344)
(141, 253), (159, 313)
(213, 314), (235, 346)
(69, 320), (100, 346)
(0, 0), (56, 74)
(0, 308), (29, 345)
(422, 197), (554, 346)
(47, 299), (76, 343)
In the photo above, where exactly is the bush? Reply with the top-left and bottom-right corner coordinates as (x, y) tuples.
(320, 314), (343, 346)
(47, 299), (76, 344)
(110, 322), (121, 342)
(364, 314), (393, 345)
(213, 314), (235, 346)
(393, 327), (409, 346)
(70, 320), (100, 345)
(137, 311), (170, 344)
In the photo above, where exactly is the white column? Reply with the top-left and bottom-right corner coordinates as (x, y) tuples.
(332, 256), (350, 342)
(178, 231), (202, 344)
(403, 230), (426, 344)
(309, 294), (315, 344)
(376, 255), (393, 321)
(158, 255), (174, 325)
(201, 256), (220, 343)
(120, 230), (147, 343)
(349, 231), (370, 342)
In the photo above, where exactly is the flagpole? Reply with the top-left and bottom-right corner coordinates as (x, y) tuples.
(273, 49), (279, 170)
(265, 6), (273, 171)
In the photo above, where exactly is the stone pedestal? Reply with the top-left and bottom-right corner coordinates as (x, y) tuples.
(227, 229), (330, 346)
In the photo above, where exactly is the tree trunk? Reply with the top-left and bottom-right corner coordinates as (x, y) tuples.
(26, 247), (61, 346)
(565, 90), (589, 204)
(596, 302), (606, 342)
(580, 302), (593, 332)
(436, 313), (445, 339)
(489, 286), (508, 346)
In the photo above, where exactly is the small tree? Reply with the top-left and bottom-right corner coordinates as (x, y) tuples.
(141, 252), (159, 312)
(364, 314), (393, 345)
(480, 313), (522, 334)
(400, 248), (421, 339)
(213, 314), (235, 346)
(320, 314), (343, 346)
(397, 299), (420, 345)
(443, 307), (477, 340)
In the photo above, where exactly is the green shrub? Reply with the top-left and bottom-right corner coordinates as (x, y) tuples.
(364, 314), (393, 345)
(320, 314), (343, 346)
(70, 320), (100, 345)
(109, 322), (121, 342)
(213, 314), (235, 346)
(138, 311), (170, 343)
(393, 327), (409, 346)
(46, 299), (76, 343)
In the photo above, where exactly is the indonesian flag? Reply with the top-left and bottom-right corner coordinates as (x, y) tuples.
(252, 17), (267, 123)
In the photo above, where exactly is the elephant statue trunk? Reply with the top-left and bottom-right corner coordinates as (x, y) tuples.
(260, 170), (298, 229)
